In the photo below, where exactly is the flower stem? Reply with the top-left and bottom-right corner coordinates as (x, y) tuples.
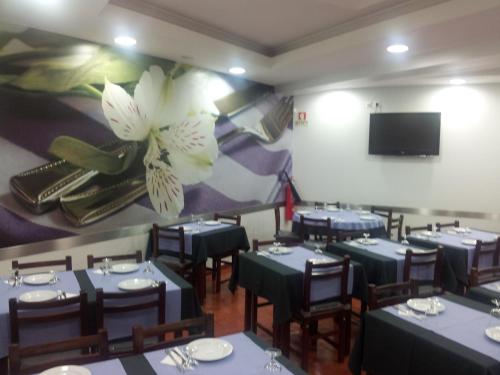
(81, 84), (103, 99)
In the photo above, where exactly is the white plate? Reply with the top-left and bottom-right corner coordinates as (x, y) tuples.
(407, 298), (445, 314)
(396, 248), (429, 255)
(204, 220), (220, 226)
(356, 238), (378, 245)
(118, 278), (154, 291)
(295, 210), (311, 215)
(359, 215), (376, 221)
(110, 263), (139, 274)
(19, 290), (58, 303)
(462, 239), (477, 246)
(325, 206), (339, 212)
(187, 338), (233, 361)
(40, 365), (91, 375)
(419, 231), (441, 238)
(23, 273), (54, 285)
(356, 210), (370, 215)
(485, 326), (500, 343)
(268, 246), (293, 255)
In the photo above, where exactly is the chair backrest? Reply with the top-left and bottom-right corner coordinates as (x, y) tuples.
(214, 213), (241, 226)
(95, 282), (166, 333)
(252, 239), (302, 251)
(403, 246), (444, 288)
(152, 224), (186, 262)
(391, 215), (404, 241)
(9, 291), (88, 344)
(370, 206), (393, 238)
(299, 215), (333, 245)
(12, 256), (72, 272)
(132, 314), (214, 354)
(314, 201), (340, 209)
(274, 206), (281, 235)
(368, 280), (418, 310)
(472, 239), (500, 270)
(404, 224), (433, 236)
(9, 329), (108, 375)
(470, 266), (500, 286)
(436, 220), (460, 232)
(303, 256), (350, 312)
(336, 230), (365, 242)
(87, 250), (142, 268)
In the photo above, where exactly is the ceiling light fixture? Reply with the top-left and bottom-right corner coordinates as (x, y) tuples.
(386, 44), (409, 54)
(114, 36), (137, 47)
(449, 78), (466, 85)
(229, 67), (246, 75)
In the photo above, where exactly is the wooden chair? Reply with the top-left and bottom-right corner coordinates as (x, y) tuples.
(9, 329), (108, 375)
(370, 206), (393, 238)
(210, 213), (242, 293)
(87, 250), (142, 268)
(403, 246), (444, 295)
(12, 256), (72, 272)
(291, 256), (351, 370)
(391, 215), (404, 241)
(95, 282), (166, 356)
(274, 206), (302, 243)
(368, 280), (418, 310)
(336, 230), (365, 242)
(470, 266), (500, 286)
(436, 220), (460, 232)
(314, 201), (340, 209)
(132, 314), (214, 354)
(472, 238), (500, 270)
(404, 224), (433, 236)
(9, 291), (88, 345)
(152, 224), (194, 281)
(299, 214), (333, 246)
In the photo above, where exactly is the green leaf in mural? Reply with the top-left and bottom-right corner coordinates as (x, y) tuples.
(48, 136), (138, 175)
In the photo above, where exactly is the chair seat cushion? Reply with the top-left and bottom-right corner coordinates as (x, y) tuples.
(275, 230), (302, 242)
(295, 301), (350, 320)
(156, 255), (193, 272)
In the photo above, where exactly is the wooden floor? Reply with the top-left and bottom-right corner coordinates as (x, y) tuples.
(204, 267), (359, 375)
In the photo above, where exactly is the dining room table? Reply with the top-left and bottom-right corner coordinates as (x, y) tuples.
(43, 332), (307, 374)
(0, 260), (200, 359)
(146, 220), (250, 301)
(290, 207), (387, 239)
(236, 244), (367, 355)
(407, 228), (499, 289)
(350, 293), (500, 375)
(327, 237), (457, 292)
(467, 280), (500, 306)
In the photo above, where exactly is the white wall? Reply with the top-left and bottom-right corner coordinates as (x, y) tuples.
(292, 84), (500, 231)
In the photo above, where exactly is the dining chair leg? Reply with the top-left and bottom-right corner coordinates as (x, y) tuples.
(215, 258), (222, 293)
(338, 317), (346, 363)
(251, 294), (258, 333)
(345, 312), (351, 355)
(244, 289), (252, 331)
(309, 320), (318, 348)
(301, 322), (310, 370)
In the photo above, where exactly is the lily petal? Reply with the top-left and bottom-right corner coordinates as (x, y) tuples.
(145, 159), (184, 217)
(161, 113), (215, 155)
(102, 79), (148, 141)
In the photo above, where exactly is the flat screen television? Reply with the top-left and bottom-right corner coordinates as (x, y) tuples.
(369, 112), (441, 156)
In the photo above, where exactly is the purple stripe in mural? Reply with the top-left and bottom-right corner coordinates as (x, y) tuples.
(0, 91), (114, 159)
(0, 205), (75, 247)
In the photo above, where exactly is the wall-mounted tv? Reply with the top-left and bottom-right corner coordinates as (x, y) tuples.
(369, 112), (441, 156)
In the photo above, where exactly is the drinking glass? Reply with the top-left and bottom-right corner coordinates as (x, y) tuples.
(264, 348), (282, 373)
(49, 270), (58, 285)
(103, 258), (111, 276)
(314, 244), (323, 254)
(401, 234), (409, 245)
(143, 260), (154, 275)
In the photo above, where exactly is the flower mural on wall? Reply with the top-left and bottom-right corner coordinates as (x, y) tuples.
(101, 65), (218, 217)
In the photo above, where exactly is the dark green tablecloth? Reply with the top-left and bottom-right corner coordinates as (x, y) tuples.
(146, 225), (250, 265)
(74, 261), (201, 334)
(467, 285), (500, 306)
(237, 248), (367, 324)
(291, 222), (387, 239)
(408, 236), (467, 288)
(349, 294), (500, 375)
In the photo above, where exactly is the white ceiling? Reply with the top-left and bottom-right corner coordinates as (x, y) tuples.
(2, 0), (500, 94)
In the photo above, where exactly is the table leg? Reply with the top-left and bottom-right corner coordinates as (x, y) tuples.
(195, 263), (206, 305)
(273, 320), (291, 357)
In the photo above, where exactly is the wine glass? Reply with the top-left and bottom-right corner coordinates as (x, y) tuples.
(103, 258), (111, 276)
(264, 348), (282, 373)
(362, 233), (370, 243)
(49, 270), (58, 285)
(314, 244), (323, 254)
(401, 234), (409, 245)
(143, 260), (154, 275)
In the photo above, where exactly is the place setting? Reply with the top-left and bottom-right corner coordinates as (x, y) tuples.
(354, 233), (378, 246)
(392, 296), (446, 320)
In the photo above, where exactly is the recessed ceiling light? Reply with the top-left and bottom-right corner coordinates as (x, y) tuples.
(114, 36), (137, 47)
(386, 44), (409, 54)
(449, 78), (466, 85)
(229, 67), (246, 75)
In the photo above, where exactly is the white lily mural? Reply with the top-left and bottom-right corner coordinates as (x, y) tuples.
(101, 65), (218, 217)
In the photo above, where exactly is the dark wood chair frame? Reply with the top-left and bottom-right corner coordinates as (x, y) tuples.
(291, 255), (351, 370)
(470, 266), (500, 286)
(132, 314), (214, 354)
(472, 238), (500, 270)
(370, 206), (394, 238)
(9, 329), (108, 375)
(299, 215), (333, 245)
(210, 213), (242, 293)
(436, 220), (460, 232)
(12, 256), (72, 272)
(95, 282), (166, 356)
(403, 246), (444, 291)
(9, 291), (89, 345)
(404, 224), (433, 236)
(368, 280), (418, 310)
(87, 250), (142, 269)
(314, 201), (341, 209)
(274, 206), (302, 243)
